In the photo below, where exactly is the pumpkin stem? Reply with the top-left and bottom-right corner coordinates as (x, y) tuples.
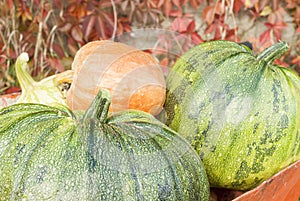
(83, 88), (111, 123)
(15, 52), (36, 94)
(257, 41), (289, 65)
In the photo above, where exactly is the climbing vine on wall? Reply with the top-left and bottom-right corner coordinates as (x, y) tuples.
(1, 0), (300, 94)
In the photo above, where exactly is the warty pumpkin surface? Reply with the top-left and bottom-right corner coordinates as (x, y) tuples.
(0, 89), (209, 201)
(163, 40), (300, 190)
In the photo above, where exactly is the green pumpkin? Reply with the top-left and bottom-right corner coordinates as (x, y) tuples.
(0, 89), (209, 200)
(163, 40), (300, 190)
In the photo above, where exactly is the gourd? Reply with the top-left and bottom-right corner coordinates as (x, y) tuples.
(66, 40), (166, 115)
(0, 89), (209, 200)
(163, 40), (300, 190)
(15, 52), (73, 106)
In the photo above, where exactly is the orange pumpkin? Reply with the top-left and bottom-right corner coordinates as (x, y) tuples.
(66, 40), (166, 115)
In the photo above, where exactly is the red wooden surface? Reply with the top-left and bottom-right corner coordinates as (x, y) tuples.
(212, 159), (300, 201)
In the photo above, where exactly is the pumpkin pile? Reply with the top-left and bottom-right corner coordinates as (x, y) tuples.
(1, 39), (300, 200)
(0, 41), (209, 200)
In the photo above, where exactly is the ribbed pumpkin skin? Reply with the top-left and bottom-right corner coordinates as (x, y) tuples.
(66, 40), (166, 116)
(164, 40), (300, 190)
(0, 90), (209, 201)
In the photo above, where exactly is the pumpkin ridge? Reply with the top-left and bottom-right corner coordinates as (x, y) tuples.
(106, 124), (146, 200)
(21, 119), (79, 200)
(209, 51), (253, 70)
(112, 119), (209, 200)
(0, 111), (67, 139)
(176, 148), (207, 200)
(146, 133), (186, 200)
(7, 119), (67, 200)
(121, 121), (185, 200)
(108, 121), (187, 199)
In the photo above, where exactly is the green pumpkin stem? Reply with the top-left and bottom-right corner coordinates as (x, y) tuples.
(83, 89), (111, 123)
(257, 41), (289, 65)
(15, 52), (36, 94)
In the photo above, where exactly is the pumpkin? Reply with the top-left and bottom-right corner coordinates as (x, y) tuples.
(163, 40), (300, 190)
(15, 52), (73, 106)
(0, 88), (209, 200)
(66, 40), (166, 115)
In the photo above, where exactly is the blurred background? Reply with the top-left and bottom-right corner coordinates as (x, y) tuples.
(0, 0), (299, 95)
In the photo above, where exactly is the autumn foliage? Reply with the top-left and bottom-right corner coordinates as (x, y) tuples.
(1, 0), (300, 94)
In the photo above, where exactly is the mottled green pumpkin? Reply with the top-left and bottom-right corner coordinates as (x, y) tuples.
(0, 89), (209, 201)
(163, 40), (300, 190)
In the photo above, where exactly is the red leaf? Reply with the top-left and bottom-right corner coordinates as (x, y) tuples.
(273, 29), (281, 40)
(172, 0), (181, 8)
(183, 12), (194, 18)
(160, 60), (171, 76)
(182, 37), (192, 52)
(52, 43), (65, 58)
(160, 57), (169, 67)
(191, 32), (204, 44)
(274, 59), (289, 67)
(296, 26), (300, 33)
(59, 23), (73, 33)
(264, 21), (286, 31)
(0, 55), (7, 67)
(147, 0), (157, 8)
(189, 0), (201, 9)
(164, 0), (172, 18)
(286, 0), (297, 9)
(101, 12), (114, 28)
(225, 29), (238, 41)
(233, 0), (244, 13)
(202, 5), (215, 25)
(170, 10), (183, 17)
(96, 16), (108, 39)
(118, 17), (131, 33)
(214, 27), (221, 40)
(6, 86), (21, 94)
(67, 38), (79, 56)
(259, 29), (271, 45)
(291, 56), (300, 64)
(82, 15), (96, 40)
(46, 58), (65, 72)
(71, 26), (84, 43)
(273, 21), (287, 30)
(157, 0), (165, 8)
(264, 22), (273, 29)
(181, 0), (190, 6)
(171, 17), (187, 32)
(205, 23), (216, 35)
(7, 0), (13, 10)
(121, 0), (128, 11)
(186, 20), (196, 33)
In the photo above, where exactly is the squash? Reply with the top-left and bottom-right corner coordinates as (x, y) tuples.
(163, 40), (300, 190)
(15, 52), (73, 106)
(0, 89), (209, 200)
(66, 40), (166, 115)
